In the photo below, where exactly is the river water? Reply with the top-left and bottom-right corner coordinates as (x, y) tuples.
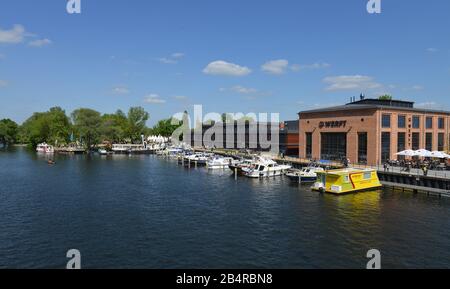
(1, 147), (449, 268)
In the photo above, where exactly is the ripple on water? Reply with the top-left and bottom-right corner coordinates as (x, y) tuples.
(1, 148), (450, 268)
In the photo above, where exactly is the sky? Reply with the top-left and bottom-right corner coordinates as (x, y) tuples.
(0, 0), (450, 125)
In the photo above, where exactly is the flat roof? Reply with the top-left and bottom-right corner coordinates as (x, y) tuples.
(299, 104), (450, 115)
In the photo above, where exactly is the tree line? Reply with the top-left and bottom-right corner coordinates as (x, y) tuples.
(0, 106), (182, 149)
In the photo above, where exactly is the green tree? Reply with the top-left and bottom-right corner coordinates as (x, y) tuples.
(0, 119), (19, 146)
(47, 107), (72, 145)
(151, 118), (182, 137)
(100, 110), (128, 143)
(379, 94), (393, 100)
(20, 112), (50, 147)
(71, 108), (102, 149)
(126, 107), (149, 142)
(20, 107), (71, 147)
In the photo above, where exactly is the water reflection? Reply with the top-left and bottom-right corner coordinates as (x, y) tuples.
(0, 148), (450, 268)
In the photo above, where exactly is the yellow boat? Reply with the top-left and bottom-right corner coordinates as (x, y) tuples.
(312, 168), (382, 194)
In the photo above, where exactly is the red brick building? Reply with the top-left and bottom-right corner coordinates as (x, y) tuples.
(298, 98), (450, 165)
(280, 120), (299, 156)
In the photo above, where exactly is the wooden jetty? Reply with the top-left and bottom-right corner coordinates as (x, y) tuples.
(382, 181), (450, 198)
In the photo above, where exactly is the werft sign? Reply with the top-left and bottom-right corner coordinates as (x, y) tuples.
(319, 121), (347, 129)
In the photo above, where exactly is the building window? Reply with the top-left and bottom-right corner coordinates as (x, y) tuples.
(438, 118), (445, 129)
(382, 114), (391, 128)
(305, 133), (312, 159)
(426, 117), (433, 129)
(412, 116), (420, 129)
(381, 132), (391, 162)
(426, 133), (433, 151)
(438, 133), (444, 151)
(397, 132), (406, 152)
(412, 133), (420, 150)
(358, 132), (367, 164)
(321, 133), (347, 161)
(398, 115), (406, 128)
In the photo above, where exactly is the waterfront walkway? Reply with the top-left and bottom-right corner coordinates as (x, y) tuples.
(193, 147), (450, 180)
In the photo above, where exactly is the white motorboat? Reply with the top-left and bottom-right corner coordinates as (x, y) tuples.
(184, 153), (210, 165)
(98, 149), (113, 155)
(243, 158), (291, 178)
(228, 158), (254, 175)
(286, 166), (324, 183)
(207, 156), (235, 169)
(36, 143), (54, 154)
(158, 147), (184, 157)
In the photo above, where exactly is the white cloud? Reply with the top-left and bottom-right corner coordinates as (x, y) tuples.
(230, 85), (257, 94)
(158, 52), (185, 64)
(158, 57), (177, 64)
(0, 25), (26, 44)
(144, 94), (166, 104)
(0, 80), (8, 87)
(112, 86), (130, 95)
(0, 25), (51, 48)
(171, 52), (185, 59)
(411, 85), (424, 91)
(261, 59), (289, 75)
(173, 95), (188, 101)
(291, 62), (330, 71)
(28, 38), (52, 47)
(323, 75), (382, 91)
(203, 60), (251, 76)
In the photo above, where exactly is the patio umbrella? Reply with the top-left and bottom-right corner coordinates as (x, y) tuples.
(414, 149), (433, 158)
(442, 152), (450, 159)
(396, 150), (418, 157)
(431, 151), (447, 159)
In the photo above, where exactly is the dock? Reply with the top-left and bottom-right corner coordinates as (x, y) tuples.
(192, 147), (450, 197)
(54, 147), (85, 154)
(382, 181), (450, 198)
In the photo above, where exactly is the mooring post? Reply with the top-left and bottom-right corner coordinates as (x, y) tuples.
(235, 167), (238, 180)
(195, 161), (197, 168)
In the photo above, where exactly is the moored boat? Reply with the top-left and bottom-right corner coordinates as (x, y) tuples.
(36, 143), (54, 154)
(243, 158), (291, 178)
(312, 168), (382, 194)
(228, 158), (254, 175)
(207, 156), (235, 169)
(183, 153), (211, 166)
(286, 166), (324, 183)
(98, 149), (113, 155)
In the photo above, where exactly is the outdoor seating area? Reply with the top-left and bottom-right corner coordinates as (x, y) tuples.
(384, 149), (450, 175)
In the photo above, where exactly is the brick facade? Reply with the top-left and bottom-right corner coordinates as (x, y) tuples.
(299, 103), (450, 166)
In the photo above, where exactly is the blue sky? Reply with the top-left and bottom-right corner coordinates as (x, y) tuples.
(0, 0), (449, 125)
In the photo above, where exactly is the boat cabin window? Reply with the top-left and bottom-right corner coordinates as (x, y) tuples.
(343, 175), (349, 183)
(259, 166), (265, 171)
(363, 172), (372, 180)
